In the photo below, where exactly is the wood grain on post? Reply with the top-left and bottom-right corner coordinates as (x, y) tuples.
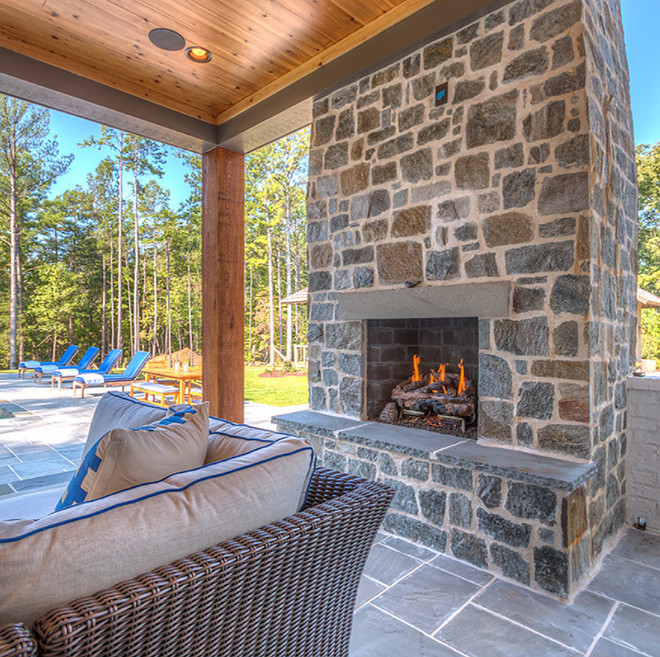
(202, 146), (245, 422)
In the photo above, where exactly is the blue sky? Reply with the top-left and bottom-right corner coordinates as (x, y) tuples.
(42, 0), (659, 201)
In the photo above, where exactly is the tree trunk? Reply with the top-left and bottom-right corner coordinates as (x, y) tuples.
(101, 252), (107, 355)
(125, 250), (133, 351)
(110, 233), (115, 348)
(248, 262), (253, 365)
(187, 231), (194, 357)
(267, 224), (275, 367)
(117, 132), (124, 351)
(16, 231), (24, 365)
(285, 183), (292, 362)
(133, 141), (140, 352)
(166, 239), (172, 363)
(276, 245), (283, 354)
(8, 171), (18, 369)
(152, 240), (158, 357)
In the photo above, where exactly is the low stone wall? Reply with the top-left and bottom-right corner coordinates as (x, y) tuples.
(627, 376), (660, 534)
(275, 410), (596, 599)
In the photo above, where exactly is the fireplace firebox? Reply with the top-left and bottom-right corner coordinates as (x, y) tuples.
(364, 318), (478, 437)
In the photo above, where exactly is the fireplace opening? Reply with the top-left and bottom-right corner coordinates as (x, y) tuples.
(364, 318), (479, 438)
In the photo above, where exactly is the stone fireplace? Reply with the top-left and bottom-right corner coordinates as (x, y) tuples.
(275, 0), (637, 599)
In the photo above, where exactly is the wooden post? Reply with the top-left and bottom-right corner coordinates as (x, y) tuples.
(202, 146), (245, 421)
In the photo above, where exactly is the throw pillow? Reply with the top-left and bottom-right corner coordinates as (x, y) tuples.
(56, 402), (209, 510)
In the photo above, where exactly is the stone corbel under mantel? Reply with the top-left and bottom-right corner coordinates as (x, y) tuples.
(336, 281), (512, 320)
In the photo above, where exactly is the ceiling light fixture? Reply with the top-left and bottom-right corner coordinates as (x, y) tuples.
(148, 28), (185, 51)
(186, 46), (212, 63)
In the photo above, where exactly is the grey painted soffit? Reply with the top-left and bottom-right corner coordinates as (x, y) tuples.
(336, 282), (513, 320)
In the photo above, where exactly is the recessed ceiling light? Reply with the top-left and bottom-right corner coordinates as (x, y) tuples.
(186, 46), (212, 63)
(149, 28), (185, 51)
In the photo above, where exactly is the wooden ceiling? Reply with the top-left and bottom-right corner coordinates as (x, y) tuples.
(0, 0), (438, 125)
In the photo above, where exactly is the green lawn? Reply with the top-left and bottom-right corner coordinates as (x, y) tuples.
(244, 366), (308, 406)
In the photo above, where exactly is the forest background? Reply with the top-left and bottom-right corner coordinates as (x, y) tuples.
(0, 94), (310, 371)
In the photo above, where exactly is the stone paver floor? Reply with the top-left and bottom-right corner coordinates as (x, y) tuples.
(1, 375), (659, 656)
(0, 372), (305, 499)
(352, 529), (660, 657)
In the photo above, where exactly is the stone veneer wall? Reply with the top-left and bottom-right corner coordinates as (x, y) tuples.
(306, 0), (636, 573)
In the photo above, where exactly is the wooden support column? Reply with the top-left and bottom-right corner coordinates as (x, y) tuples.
(202, 146), (245, 422)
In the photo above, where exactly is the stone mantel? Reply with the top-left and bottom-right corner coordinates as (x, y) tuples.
(336, 281), (511, 320)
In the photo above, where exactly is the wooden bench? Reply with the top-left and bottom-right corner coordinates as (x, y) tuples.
(130, 381), (179, 407)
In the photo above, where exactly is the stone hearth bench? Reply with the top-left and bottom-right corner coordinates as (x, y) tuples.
(273, 410), (597, 600)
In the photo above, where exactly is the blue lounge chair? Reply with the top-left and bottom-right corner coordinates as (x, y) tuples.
(18, 345), (79, 378)
(35, 346), (100, 383)
(50, 348), (123, 389)
(72, 351), (151, 398)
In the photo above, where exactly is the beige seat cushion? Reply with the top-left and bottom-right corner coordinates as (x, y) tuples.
(0, 435), (314, 626)
(56, 403), (209, 509)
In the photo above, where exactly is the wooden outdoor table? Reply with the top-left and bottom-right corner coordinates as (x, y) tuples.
(142, 365), (202, 404)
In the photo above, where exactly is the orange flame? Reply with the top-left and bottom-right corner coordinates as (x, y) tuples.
(438, 363), (446, 382)
(429, 372), (436, 384)
(412, 354), (421, 382)
(442, 386), (448, 394)
(457, 359), (466, 396)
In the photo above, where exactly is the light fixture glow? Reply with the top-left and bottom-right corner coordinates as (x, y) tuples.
(186, 46), (212, 63)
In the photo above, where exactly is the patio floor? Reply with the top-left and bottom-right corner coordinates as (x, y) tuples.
(0, 374), (658, 656)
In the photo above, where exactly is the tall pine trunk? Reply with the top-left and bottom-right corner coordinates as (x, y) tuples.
(248, 263), (253, 365)
(117, 132), (124, 352)
(101, 252), (107, 355)
(187, 231), (194, 357)
(267, 225), (275, 367)
(125, 250), (133, 351)
(110, 236), (115, 348)
(17, 232), (24, 364)
(133, 142), (140, 352)
(152, 241), (158, 356)
(166, 239), (172, 363)
(285, 183), (292, 362)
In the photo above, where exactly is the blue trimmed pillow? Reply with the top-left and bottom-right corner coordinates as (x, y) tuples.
(56, 403), (209, 510)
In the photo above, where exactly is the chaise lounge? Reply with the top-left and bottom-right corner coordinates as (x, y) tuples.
(17, 346), (79, 379)
(72, 351), (151, 398)
(34, 346), (99, 384)
(50, 349), (123, 389)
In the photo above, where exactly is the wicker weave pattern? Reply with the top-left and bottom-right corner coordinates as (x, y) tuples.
(28, 468), (392, 657)
(0, 624), (37, 657)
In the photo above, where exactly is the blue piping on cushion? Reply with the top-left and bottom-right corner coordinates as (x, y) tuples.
(77, 347), (100, 370)
(2, 446), (315, 544)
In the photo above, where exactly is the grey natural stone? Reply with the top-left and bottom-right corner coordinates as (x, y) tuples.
(308, 199), (327, 220)
(333, 268), (350, 289)
(508, 0), (554, 25)
(362, 219), (388, 242)
(541, 423), (587, 473)
(437, 197), (470, 222)
(368, 190), (391, 217)
(552, 35), (574, 69)
(453, 79), (486, 103)
(383, 477), (418, 514)
(311, 303), (333, 321)
(331, 85), (357, 109)
(324, 142), (349, 170)
(432, 464), (473, 491)
(353, 267), (374, 288)
(378, 133), (414, 159)
(392, 206), (431, 238)
(477, 475), (502, 509)
(336, 108), (355, 140)
(398, 104), (425, 131)
(480, 400), (513, 442)
(426, 248), (460, 281)
(329, 214), (348, 233)
(543, 62), (586, 97)
(449, 493), (473, 529)
(357, 90), (380, 109)
(465, 253), (498, 278)
(479, 353), (512, 399)
(483, 212), (533, 247)
(506, 482), (557, 524)
(377, 242), (423, 284)
(466, 91), (518, 148)
(367, 126), (395, 146)
(342, 246), (374, 266)
(348, 457), (377, 480)
(325, 322), (361, 350)
(523, 100), (565, 141)
(490, 544), (530, 585)
(403, 53), (421, 78)
(454, 223), (478, 242)
(340, 377), (361, 416)
(555, 134), (589, 168)
(457, 23), (478, 45)
(495, 143), (524, 169)
(357, 108), (380, 134)
(417, 119), (451, 145)
(384, 513), (448, 552)
(310, 243), (332, 269)
(517, 381), (554, 419)
(513, 286), (545, 312)
(534, 546), (569, 597)
(531, 359), (589, 381)
(515, 360), (528, 375)
(530, 0), (581, 42)
(314, 115), (336, 146)
(412, 181), (452, 202)
(485, 10), (505, 31)
(550, 274), (590, 314)
(309, 271), (332, 291)
(423, 37), (453, 69)
(382, 83), (402, 109)
(324, 450), (347, 471)
(478, 192), (500, 213)
(401, 149), (433, 183)
(310, 385), (327, 410)
(312, 98), (329, 118)
(538, 527), (555, 544)
(470, 31), (504, 70)
(477, 508), (531, 547)
(393, 190), (408, 208)
(371, 63), (399, 88)
(539, 217), (576, 238)
(505, 241), (574, 274)
(340, 163), (369, 195)
(503, 169), (536, 209)
(517, 421), (533, 446)
(401, 458), (430, 481)
(307, 323), (323, 343)
(419, 489), (447, 525)
(508, 24), (525, 50)
(309, 149), (323, 176)
(455, 153), (490, 189)
(371, 162), (397, 185)
(322, 368), (338, 386)
(338, 353), (361, 376)
(380, 452), (398, 476)
(451, 530), (488, 568)
(503, 46), (550, 83)
(317, 174), (338, 198)
(412, 73), (435, 101)
(538, 172), (589, 215)
(494, 317), (549, 355)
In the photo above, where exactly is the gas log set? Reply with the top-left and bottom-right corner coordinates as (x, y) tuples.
(378, 356), (477, 437)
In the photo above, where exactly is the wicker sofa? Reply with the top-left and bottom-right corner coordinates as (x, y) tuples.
(0, 465), (392, 657)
